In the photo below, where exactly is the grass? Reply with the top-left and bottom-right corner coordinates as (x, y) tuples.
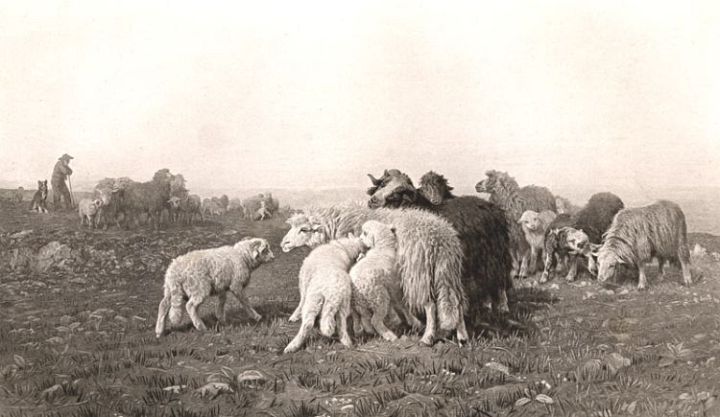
(1, 198), (720, 416)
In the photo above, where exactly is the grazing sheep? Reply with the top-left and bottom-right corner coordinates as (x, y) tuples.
(475, 170), (556, 280)
(281, 203), (468, 346)
(518, 210), (557, 274)
(155, 238), (274, 337)
(78, 198), (103, 228)
(367, 170), (513, 317)
(594, 200), (691, 290)
(540, 193), (624, 283)
(283, 235), (365, 353)
(350, 221), (423, 341)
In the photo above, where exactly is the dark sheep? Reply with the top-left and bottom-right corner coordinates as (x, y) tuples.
(367, 169), (514, 320)
(594, 200), (692, 289)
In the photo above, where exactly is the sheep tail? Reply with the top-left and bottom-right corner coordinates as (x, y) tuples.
(434, 250), (467, 331)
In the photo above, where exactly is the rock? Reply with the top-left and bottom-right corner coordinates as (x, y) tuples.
(237, 370), (268, 385)
(10, 230), (33, 239)
(195, 382), (233, 398)
(604, 352), (631, 374)
(484, 361), (510, 376)
(34, 241), (73, 273)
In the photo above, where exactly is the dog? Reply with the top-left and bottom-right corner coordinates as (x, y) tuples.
(29, 180), (49, 213)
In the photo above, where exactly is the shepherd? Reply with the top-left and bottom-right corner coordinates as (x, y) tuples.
(52, 153), (74, 210)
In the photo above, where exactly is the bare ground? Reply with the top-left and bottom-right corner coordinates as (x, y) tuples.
(1, 199), (719, 417)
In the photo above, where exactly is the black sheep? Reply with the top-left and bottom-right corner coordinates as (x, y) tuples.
(367, 169), (513, 323)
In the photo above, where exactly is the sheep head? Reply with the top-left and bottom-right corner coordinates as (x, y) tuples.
(418, 171), (454, 205)
(366, 169), (418, 209)
(280, 213), (327, 252)
(360, 220), (397, 250)
(518, 210), (542, 232)
(238, 238), (275, 263)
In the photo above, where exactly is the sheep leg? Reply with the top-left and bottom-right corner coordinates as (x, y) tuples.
(679, 257), (692, 286)
(496, 289), (510, 313)
(385, 307), (402, 328)
(637, 264), (648, 290)
(370, 296), (397, 342)
(284, 294), (323, 354)
(565, 254), (579, 282)
(336, 300), (353, 347)
(185, 295), (207, 331)
(419, 302), (437, 346)
(455, 306), (468, 345)
(215, 292), (227, 324)
(289, 283), (307, 322)
(155, 288), (172, 338)
(358, 309), (374, 334)
(540, 250), (556, 283)
(351, 310), (364, 336)
(233, 290), (262, 322)
(657, 258), (666, 281)
(528, 246), (538, 275)
(518, 253), (529, 279)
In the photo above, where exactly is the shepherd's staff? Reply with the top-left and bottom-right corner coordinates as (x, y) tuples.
(67, 175), (75, 208)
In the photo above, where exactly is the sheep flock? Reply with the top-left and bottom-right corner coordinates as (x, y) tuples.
(12, 166), (696, 353)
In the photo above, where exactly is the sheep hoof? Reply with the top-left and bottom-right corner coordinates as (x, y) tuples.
(419, 337), (434, 347)
(253, 314), (262, 322)
(539, 274), (549, 284)
(288, 314), (300, 323)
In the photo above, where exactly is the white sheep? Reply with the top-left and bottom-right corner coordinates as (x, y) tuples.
(518, 210), (558, 274)
(155, 238), (274, 337)
(350, 221), (423, 341)
(78, 198), (103, 228)
(283, 235), (365, 354)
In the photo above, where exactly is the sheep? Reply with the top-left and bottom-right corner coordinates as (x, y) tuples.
(540, 226), (592, 283)
(367, 170), (513, 318)
(202, 198), (225, 217)
(594, 200), (691, 290)
(350, 220), (423, 342)
(155, 238), (274, 337)
(283, 235), (365, 353)
(539, 193), (624, 283)
(78, 198), (103, 228)
(15, 187), (24, 203)
(281, 203), (468, 346)
(475, 170), (556, 280)
(242, 193), (279, 219)
(518, 210), (557, 274)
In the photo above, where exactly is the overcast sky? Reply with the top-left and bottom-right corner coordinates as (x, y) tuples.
(1, 0), (719, 193)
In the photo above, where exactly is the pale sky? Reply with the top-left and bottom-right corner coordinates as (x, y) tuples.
(1, 0), (719, 193)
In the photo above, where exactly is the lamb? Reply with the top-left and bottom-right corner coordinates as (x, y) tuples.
(78, 198), (103, 228)
(167, 194), (203, 225)
(283, 235), (365, 353)
(281, 203), (468, 346)
(155, 238), (274, 337)
(475, 170), (556, 280)
(367, 170), (513, 318)
(518, 210), (557, 274)
(540, 225), (592, 283)
(350, 221), (423, 342)
(540, 192), (624, 283)
(594, 200), (691, 290)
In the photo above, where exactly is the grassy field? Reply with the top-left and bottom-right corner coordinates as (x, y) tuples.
(1, 199), (720, 417)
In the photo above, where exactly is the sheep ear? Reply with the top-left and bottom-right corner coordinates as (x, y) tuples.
(311, 224), (324, 233)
